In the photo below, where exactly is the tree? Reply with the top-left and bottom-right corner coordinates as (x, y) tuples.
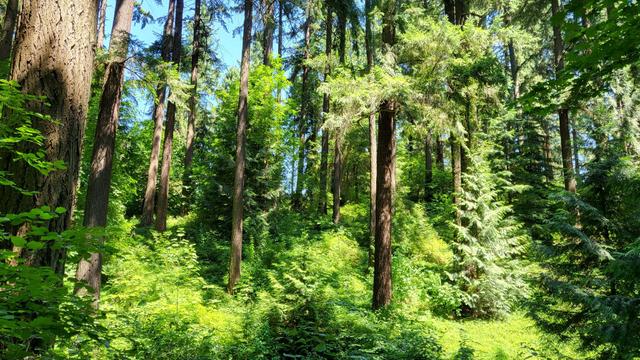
(156, 0), (184, 231)
(97, 0), (108, 49)
(318, 0), (332, 215)
(551, 0), (576, 193)
(372, 0), (396, 310)
(0, 0), (18, 69)
(365, 0), (377, 262)
(183, 0), (202, 210)
(75, 0), (135, 308)
(0, 0), (97, 273)
(140, 0), (176, 226)
(228, 0), (253, 294)
(262, 0), (275, 65)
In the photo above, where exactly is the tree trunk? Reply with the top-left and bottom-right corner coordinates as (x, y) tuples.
(140, 0), (175, 226)
(277, 0), (283, 57)
(551, 0), (576, 193)
(571, 118), (579, 179)
(319, 1), (332, 215)
(97, 0), (108, 49)
(0, 0), (98, 273)
(332, 133), (342, 224)
(0, 0), (18, 67)
(436, 136), (444, 169)
(228, 0), (252, 294)
(451, 134), (462, 227)
(156, 0), (184, 232)
(294, 7), (312, 209)
(365, 0), (377, 267)
(75, 0), (135, 308)
(262, 0), (275, 65)
(373, 0), (396, 310)
(182, 0), (201, 211)
(424, 131), (433, 202)
(332, 7), (347, 223)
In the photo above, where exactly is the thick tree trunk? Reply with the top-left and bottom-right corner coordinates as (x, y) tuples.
(262, 0), (275, 65)
(294, 8), (312, 209)
(182, 0), (201, 211)
(551, 0), (576, 193)
(0, 0), (18, 66)
(155, 0), (184, 232)
(75, 0), (135, 308)
(228, 0), (252, 294)
(0, 0), (97, 273)
(319, 1), (332, 215)
(140, 0), (176, 226)
(424, 131), (433, 202)
(97, 0), (108, 49)
(373, 0), (396, 310)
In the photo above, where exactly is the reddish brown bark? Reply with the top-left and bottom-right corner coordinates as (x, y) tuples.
(156, 0), (184, 232)
(228, 0), (253, 294)
(365, 0), (377, 266)
(373, 0), (396, 310)
(140, 0), (176, 226)
(76, 0), (135, 308)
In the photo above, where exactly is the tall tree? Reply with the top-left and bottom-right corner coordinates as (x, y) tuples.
(262, 0), (275, 65)
(228, 0), (253, 294)
(0, 0), (18, 66)
(97, 0), (108, 49)
(156, 0), (184, 231)
(372, 0), (396, 310)
(365, 0), (377, 262)
(294, 2), (312, 209)
(140, 0), (176, 226)
(319, 0), (332, 215)
(551, 0), (576, 193)
(75, 0), (135, 307)
(183, 0), (202, 210)
(0, 0), (97, 273)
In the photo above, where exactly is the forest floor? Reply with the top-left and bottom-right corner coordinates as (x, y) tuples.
(96, 206), (586, 359)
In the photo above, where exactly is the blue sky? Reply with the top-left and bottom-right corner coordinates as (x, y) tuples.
(105, 0), (244, 68)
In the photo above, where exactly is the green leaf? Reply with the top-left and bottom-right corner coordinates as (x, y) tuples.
(10, 236), (26, 247)
(26, 241), (45, 250)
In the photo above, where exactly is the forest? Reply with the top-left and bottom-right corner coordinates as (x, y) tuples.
(0, 0), (638, 358)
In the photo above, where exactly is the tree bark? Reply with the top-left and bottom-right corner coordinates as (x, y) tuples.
(332, 133), (342, 224)
(551, 0), (576, 193)
(436, 136), (444, 169)
(0, 0), (18, 66)
(294, 6), (312, 209)
(365, 0), (377, 267)
(424, 130), (433, 202)
(0, 0), (98, 273)
(75, 0), (135, 308)
(319, 1), (332, 215)
(228, 0), (252, 294)
(182, 0), (201, 212)
(373, 0), (396, 310)
(97, 0), (108, 49)
(262, 0), (275, 65)
(451, 134), (462, 227)
(140, 0), (176, 226)
(278, 0), (283, 57)
(156, 0), (184, 232)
